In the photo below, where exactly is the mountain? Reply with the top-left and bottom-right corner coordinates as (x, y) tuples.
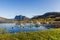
(0, 17), (14, 23)
(0, 17), (7, 20)
(0, 12), (60, 23)
(31, 12), (60, 19)
(15, 15), (29, 21)
(0, 15), (29, 23)
(43, 12), (60, 18)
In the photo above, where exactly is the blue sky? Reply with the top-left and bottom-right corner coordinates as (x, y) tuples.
(0, 0), (60, 18)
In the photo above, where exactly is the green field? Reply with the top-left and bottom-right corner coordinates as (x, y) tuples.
(0, 28), (60, 40)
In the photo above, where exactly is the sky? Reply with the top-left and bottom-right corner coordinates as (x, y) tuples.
(0, 0), (60, 18)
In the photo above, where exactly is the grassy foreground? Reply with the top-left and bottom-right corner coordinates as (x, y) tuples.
(0, 29), (60, 40)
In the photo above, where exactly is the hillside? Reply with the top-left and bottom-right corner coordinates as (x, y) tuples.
(0, 28), (60, 40)
(32, 12), (60, 19)
(0, 17), (14, 23)
(0, 17), (7, 20)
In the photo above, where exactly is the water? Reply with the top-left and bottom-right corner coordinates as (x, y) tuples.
(0, 23), (47, 33)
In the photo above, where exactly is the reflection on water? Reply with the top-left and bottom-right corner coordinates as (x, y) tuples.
(0, 23), (47, 33)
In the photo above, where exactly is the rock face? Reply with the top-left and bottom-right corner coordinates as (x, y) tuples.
(15, 15), (29, 21)
(32, 12), (60, 19)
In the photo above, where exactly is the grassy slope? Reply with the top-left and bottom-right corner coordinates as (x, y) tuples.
(0, 28), (60, 40)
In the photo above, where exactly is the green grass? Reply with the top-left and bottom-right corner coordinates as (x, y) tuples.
(0, 28), (60, 40)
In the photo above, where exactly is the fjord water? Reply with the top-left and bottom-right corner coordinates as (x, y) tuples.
(0, 23), (47, 33)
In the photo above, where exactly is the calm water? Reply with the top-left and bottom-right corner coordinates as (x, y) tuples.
(0, 23), (47, 33)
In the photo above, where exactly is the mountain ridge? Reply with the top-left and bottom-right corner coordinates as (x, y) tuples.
(31, 12), (60, 19)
